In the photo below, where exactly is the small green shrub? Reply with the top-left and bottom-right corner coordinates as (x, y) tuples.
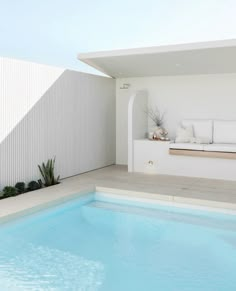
(38, 157), (60, 187)
(27, 181), (41, 191)
(15, 182), (26, 194)
(2, 186), (18, 198)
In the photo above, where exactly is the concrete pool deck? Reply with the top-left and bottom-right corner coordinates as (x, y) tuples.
(0, 165), (236, 221)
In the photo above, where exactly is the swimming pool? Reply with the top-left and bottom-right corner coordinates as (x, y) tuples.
(0, 192), (235, 291)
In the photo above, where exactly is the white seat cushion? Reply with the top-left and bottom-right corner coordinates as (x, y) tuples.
(213, 120), (236, 144)
(170, 143), (204, 151)
(204, 143), (236, 153)
(182, 119), (213, 143)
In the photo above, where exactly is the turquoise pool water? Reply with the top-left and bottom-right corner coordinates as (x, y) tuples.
(0, 192), (236, 291)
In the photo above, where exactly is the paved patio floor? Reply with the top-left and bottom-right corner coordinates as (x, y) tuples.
(70, 165), (236, 204)
(1, 165), (236, 221)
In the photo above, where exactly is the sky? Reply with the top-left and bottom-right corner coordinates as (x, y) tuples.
(0, 0), (236, 74)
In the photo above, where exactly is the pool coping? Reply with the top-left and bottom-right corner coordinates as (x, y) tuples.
(0, 185), (95, 224)
(96, 187), (236, 215)
(0, 184), (236, 224)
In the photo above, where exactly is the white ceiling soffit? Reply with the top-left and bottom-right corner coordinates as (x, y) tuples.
(78, 39), (236, 78)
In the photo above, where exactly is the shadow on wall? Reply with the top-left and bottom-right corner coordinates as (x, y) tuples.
(0, 70), (115, 187)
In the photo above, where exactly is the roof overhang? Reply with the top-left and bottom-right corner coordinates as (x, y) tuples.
(78, 39), (236, 78)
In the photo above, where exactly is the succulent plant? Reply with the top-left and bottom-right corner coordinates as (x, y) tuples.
(2, 186), (18, 198)
(15, 182), (26, 194)
(38, 157), (60, 187)
(27, 181), (41, 191)
(38, 179), (43, 188)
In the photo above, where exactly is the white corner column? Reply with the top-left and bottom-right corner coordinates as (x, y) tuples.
(128, 90), (148, 172)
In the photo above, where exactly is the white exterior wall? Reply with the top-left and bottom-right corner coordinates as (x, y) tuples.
(0, 57), (115, 187)
(116, 74), (236, 165)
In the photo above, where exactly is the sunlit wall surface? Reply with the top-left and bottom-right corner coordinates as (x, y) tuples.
(0, 57), (115, 187)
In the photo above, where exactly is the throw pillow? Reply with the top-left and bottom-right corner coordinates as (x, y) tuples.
(175, 125), (194, 143)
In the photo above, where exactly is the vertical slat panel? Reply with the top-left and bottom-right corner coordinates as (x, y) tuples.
(0, 57), (115, 188)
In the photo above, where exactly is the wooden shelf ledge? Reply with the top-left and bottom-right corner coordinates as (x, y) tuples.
(169, 149), (236, 160)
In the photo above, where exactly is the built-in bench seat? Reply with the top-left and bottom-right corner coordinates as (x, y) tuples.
(169, 147), (236, 159)
(169, 119), (236, 160)
(170, 143), (204, 151)
(170, 143), (236, 153)
(204, 143), (236, 153)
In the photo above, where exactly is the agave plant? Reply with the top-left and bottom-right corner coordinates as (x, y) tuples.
(38, 157), (60, 187)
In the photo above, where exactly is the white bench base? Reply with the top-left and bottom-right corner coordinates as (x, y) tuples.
(133, 140), (236, 181)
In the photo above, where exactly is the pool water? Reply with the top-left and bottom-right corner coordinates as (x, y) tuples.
(0, 192), (236, 291)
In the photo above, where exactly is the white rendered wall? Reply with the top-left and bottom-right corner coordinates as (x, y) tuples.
(0, 57), (115, 187)
(116, 74), (236, 165)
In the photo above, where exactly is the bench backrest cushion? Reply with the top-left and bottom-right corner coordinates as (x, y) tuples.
(182, 119), (213, 143)
(213, 120), (236, 144)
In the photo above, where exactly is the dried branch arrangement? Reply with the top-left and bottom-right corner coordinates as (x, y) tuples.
(145, 107), (165, 127)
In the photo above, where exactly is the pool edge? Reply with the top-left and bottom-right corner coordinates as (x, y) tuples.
(0, 186), (95, 224)
(96, 186), (236, 215)
(0, 184), (236, 224)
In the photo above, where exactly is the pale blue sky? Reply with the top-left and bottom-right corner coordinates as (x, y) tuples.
(0, 0), (236, 74)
